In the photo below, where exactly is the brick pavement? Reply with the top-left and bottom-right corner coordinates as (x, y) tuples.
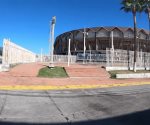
(0, 63), (150, 87)
(9, 63), (44, 77)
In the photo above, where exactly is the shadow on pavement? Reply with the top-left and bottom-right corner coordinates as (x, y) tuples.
(0, 109), (150, 125)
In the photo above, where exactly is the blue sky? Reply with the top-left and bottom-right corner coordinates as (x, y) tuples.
(0, 0), (148, 54)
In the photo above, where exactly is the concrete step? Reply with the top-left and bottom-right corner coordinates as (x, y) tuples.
(65, 66), (110, 78)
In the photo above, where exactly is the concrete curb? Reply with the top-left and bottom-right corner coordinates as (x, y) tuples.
(106, 67), (150, 71)
(0, 82), (150, 90)
(116, 73), (150, 79)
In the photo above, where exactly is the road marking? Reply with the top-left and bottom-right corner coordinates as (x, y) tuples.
(0, 82), (150, 90)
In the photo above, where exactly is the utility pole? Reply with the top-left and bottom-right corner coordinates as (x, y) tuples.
(111, 31), (114, 66)
(83, 28), (88, 64)
(40, 48), (43, 62)
(111, 31), (114, 52)
(89, 44), (92, 62)
(49, 16), (56, 67)
(68, 38), (71, 67)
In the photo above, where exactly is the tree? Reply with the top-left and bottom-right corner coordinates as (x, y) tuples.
(121, 0), (143, 72)
(142, 0), (150, 41)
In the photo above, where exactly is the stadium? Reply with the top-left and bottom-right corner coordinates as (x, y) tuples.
(54, 26), (150, 55)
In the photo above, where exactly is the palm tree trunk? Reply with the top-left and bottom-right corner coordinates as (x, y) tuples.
(148, 9), (150, 51)
(148, 19), (150, 71)
(148, 9), (150, 70)
(133, 11), (137, 72)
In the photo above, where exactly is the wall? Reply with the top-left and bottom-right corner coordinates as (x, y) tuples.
(2, 39), (36, 65)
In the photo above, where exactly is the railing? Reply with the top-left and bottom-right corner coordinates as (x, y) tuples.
(76, 53), (106, 62)
(106, 48), (150, 69)
(37, 53), (107, 65)
(37, 55), (77, 63)
(37, 50), (108, 65)
(38, 49), (150, 69)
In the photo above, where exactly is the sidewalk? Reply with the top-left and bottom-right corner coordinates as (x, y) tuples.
(0, 63), (150, 90)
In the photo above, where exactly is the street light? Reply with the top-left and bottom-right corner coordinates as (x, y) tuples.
(111, 31), (114, 52)
(76, 28), (88, 63)
(68, 38), (71, 67)
(110, 31), (114, 66)
(67, 32), (74, 67)
(40, 48), (43, 62)
(83, 28), (88, 64)
(49, 16), (56, 68)
(89, 44), (92, 62)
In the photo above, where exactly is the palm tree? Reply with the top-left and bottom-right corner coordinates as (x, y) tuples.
(142, 0), (150, 45)
(121, 0), (143, 72)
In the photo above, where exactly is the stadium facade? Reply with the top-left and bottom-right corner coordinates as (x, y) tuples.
(54, 26), (150, 55)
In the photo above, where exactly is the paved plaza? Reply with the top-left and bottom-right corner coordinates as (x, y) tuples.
(0, 63), (150, 88)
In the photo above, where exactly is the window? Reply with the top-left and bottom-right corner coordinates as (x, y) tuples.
(139, 32), (147, 39)
(75, 32), (83, 40)
(87, 31), (95, 38)
(97, 29), (109, 37)
(61, 36), (66, 42)
(124, 30), (134, 38)
(113, 29), (123, 37)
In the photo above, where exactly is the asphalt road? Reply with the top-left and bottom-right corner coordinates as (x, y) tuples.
(0, 85), (150, 125)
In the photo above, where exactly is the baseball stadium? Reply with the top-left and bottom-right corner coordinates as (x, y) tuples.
(54, 26), (150, 55)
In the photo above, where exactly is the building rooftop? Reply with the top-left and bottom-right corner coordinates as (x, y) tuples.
(57, 26), (149, 38)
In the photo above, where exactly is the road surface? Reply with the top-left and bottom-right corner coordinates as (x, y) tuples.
(0, 85), (150, 125)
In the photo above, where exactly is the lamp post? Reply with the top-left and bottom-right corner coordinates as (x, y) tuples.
(89, 44), (92, 62)
(83, 28), (88, 64)
(111, 31), (114, 52)
(67, 32), (74, 66)
(111, 31), (114, 66)
(41, 48), (43, 62)
(68, 38), (71, 67)
(49, 16), (56, 68)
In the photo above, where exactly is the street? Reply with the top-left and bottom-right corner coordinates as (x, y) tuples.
(0, 85), (150, 125)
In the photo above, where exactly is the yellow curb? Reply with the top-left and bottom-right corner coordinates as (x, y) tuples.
(0, 82), (150, 90)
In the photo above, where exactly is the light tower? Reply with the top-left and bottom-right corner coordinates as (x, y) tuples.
(49, 16), (56, 67)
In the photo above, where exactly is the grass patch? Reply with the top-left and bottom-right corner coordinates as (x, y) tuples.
(38, 66), (68, 78)
(108, 71), (117, 79)
(109, 70), (150, 79)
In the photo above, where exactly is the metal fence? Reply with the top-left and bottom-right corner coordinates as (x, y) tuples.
(37, 55), (77, 63)
(76, 53), (106, 65)
(35, 49), (150, 69)
(106, 48), (150, 69)
(38, 50), (108, 65)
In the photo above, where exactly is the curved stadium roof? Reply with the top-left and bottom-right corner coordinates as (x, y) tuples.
(56, 26), (149, 38)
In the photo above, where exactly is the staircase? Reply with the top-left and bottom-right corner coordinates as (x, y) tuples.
(65, 65), (110, 78)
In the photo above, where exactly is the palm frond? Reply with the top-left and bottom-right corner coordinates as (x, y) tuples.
(121, 0), (144, 13)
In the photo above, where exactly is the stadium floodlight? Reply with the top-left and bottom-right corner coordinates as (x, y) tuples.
(49, 16), (56, 68)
